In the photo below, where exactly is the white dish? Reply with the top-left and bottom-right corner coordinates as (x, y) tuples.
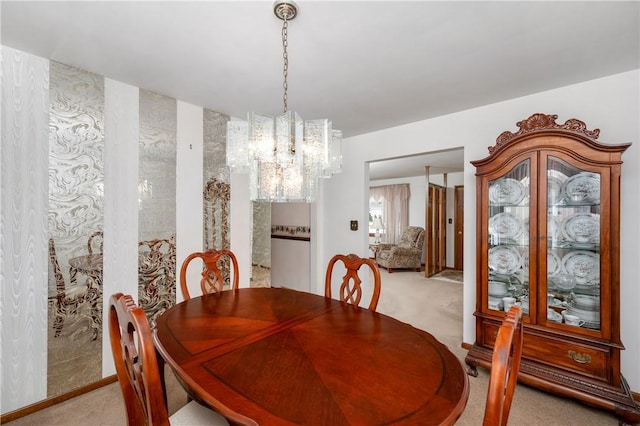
(562, 251), (599, 284)
(547, 251), (562, 277)
(489, 246), (523, 275)
(489, 212), (524, 240)
(549, 298), (563, 307)
(547, 175), (564, 204)
(547, 309), (563, 323)
(562, 172), (600, 204)
(488, 295), (504, 311)
(574, 283), (600, 292)
(560, 213), (600, 243)
(488, 281), (509, 296)
(565, 306), (600, 323)
(573, 295), (599, 310)
(489, 178), (526, 205)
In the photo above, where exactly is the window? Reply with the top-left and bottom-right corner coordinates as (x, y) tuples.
(369, 200), (384, 235)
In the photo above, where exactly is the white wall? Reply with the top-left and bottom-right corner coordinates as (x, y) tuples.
(1, 46), (50, 413)
(175, 101), (204, 303)
(102, 78), (139, 377)
(270, 203), (311, 291)
(320, 70), (640, 391)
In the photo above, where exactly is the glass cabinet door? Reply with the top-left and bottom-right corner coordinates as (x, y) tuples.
(546, 156), (601, 330)
(486, 159), (530, 315)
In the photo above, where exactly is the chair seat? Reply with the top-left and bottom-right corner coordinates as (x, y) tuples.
(169, 400), (230, 425)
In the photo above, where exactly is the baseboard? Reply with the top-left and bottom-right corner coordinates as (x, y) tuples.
(1, 375), (117, 424)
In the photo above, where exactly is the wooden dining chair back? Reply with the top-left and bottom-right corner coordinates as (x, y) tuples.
(48, 238), (100, 339)
(483, 305), (524, 426)
(180, 249), (239, 300)
(325, 253), (382, 311)
(108, 293), (230, 426)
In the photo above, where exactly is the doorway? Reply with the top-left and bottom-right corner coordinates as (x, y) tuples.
(454, 185), (464, 270)
(425, 183), (447, 277)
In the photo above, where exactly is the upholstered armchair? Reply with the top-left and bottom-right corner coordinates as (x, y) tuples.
(375, 226), (425, 273)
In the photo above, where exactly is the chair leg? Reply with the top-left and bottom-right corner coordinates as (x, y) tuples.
(53, 309), (64, 338)
(156, 349), (168, 405)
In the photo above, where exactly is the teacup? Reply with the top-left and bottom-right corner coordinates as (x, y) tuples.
(563, 313), (585, 327)
(569, 191), (586, 202)
(502, 296), (516, 312)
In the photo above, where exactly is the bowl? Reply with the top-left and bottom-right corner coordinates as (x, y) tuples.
(573, 295), (599, 310)
(553, 273), (576, 290)
(488, 281), (508, 296)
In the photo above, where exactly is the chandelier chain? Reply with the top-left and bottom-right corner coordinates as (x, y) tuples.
(282, 15), (289, 113)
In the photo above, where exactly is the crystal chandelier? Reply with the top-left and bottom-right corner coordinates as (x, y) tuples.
(226, 0), (342, 202)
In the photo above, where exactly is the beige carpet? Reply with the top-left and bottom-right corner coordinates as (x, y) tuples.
(7, 271), (622, 425)
(430, 269), (464, 283)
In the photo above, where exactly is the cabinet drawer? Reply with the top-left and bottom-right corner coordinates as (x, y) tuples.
(481, 322), (610, 380)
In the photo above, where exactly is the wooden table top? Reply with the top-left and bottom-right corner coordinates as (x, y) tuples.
(153, 288), (469, 425)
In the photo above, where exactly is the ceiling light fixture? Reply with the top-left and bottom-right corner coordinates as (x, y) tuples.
(226, 0), (342, 202)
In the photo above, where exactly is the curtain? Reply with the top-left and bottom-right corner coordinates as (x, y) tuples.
(370, 184), (410, 244)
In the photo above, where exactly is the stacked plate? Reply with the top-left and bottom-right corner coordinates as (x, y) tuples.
(489, 178), (526, 205)
(565, 294), (600, 328)
(488, 246), (523, 275)
(562, 251), (599, 285)
(560, 212), (600, 244)
(561, 172), (600, 204)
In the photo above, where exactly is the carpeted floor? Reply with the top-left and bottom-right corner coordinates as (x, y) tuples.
(430, 268), (464, 283)
(6, 271), (622, 425)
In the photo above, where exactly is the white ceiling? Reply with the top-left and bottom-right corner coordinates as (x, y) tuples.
(2, 1), (638, 179)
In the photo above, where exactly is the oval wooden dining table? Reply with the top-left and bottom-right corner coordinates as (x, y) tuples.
(153, 287), (469, 425)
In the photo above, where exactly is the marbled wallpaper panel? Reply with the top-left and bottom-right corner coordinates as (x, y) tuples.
(203, 109), (230, 250)
(48, 61), (105, 281)
(47, 61), (105, 397)
(138, 90), (176, 241)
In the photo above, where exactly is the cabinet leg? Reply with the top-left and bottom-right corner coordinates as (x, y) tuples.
(466, 365), (478, 377)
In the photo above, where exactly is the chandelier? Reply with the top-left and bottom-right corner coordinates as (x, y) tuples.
(226, 0), (342, 202)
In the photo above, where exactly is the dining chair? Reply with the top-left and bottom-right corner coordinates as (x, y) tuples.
(180, 249), (239, 300)
(108, 293), (230, 426)
(483, 305), (524, 426)
(48, 238), (101, 340)
(375, 226), (425, 273)
(325, 253), (382, 311)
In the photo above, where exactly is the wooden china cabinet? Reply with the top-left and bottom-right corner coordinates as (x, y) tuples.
(465, 113), (640, 423)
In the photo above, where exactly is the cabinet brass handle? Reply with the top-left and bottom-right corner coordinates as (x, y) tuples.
(568, 350), (591, 364)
